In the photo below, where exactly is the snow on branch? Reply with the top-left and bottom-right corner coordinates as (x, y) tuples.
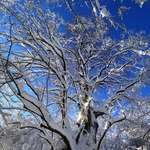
(93, 106), (108, 118)
(97, 112), (126, 150)
(0, 104), (11, 125)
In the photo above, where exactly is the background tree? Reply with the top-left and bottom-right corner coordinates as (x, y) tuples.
(0, 0), (149, 149)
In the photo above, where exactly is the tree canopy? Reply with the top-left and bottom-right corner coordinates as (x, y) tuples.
(0, 0), (150, 150)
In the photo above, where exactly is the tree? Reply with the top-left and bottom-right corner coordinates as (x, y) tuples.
(0, 116), (51, 150)
(100, 97), (150, 149)
(0, 0), (149, 149)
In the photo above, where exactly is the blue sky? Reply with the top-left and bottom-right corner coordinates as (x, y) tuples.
(126, 6), (149, 31)
(117, 1), (150, 33)
(51, 1), (150, 37)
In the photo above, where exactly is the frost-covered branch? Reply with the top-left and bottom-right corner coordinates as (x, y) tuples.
(97, 113), (126, 150)
(0, 0), (149, 149)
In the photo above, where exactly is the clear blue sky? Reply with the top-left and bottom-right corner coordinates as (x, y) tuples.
(125, 4), (150, 33)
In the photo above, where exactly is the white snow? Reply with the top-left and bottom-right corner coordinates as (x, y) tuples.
(93, 106), (107, 114)
(100, 7), (110, 18)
